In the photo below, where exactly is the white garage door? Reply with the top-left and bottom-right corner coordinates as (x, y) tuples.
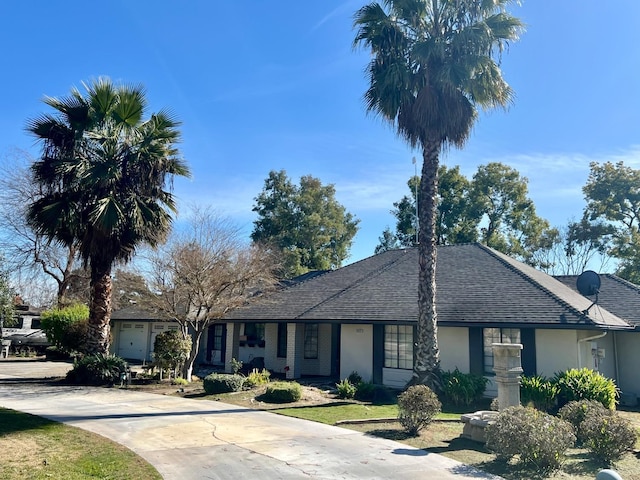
(117, 323), (148, 361)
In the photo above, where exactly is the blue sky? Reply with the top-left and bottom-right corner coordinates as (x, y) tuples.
(2, 1), (640, 266)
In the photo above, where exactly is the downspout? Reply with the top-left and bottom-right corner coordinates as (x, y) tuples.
(577, 331), (607, 369)
(612, 332), (620, 386)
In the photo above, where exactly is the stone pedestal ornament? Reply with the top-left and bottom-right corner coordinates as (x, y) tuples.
(492, 342), (523, 411)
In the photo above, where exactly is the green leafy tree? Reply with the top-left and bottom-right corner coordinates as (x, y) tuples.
(40, 303), (89, 354)
(153, 330), (192, 378)
(583, 161), (640, 283)
(470, 162), (557, 267)
(354, 0), (523, 387)
(251, 170), (359, 278)
(376, 166), (477, 253)
(437, 166), (479, 245)
(26, 78), (190, 355)
(374, 227), (401, 254)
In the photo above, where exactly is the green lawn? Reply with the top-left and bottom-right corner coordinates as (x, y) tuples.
(272, 402), (460, 424)
(0, 408), (162, 480)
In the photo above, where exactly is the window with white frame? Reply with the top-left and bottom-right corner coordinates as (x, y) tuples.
(483, 328), (520, 374)
(384, 325), (413, 369)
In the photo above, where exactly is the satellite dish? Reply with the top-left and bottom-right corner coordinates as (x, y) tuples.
(577, 270), (601, 297)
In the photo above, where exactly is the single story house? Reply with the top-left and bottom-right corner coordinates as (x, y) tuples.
(110, 307), (178, 362)
(206, 244), (638, 402)
(554, 273), (640, 404)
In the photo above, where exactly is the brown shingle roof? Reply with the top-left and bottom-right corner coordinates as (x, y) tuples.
(226, 244), (631, 330)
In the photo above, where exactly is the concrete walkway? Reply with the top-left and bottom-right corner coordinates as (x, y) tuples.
(0, 360), (501, 479)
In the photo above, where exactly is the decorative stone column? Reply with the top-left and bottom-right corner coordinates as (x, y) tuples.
(492, 343), (523, 411)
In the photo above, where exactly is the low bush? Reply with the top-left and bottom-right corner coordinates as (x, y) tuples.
(485, 406), (575, 472)
(520, 375), (559, 412)
(558, 399), (610, 445)
(347, 371), (363, 385)
(581, 412), (638, 465)
(66, 354), (129, 385)
(263, 381), (302, 403)
(244, 368), (271, 388)
(397, 385), (441, 436)
(553, 368), (619, 409)
(440, 368), (488, 407)
(203, 373), (245, 394)
(172, 377), (189, 386)
(336, 378), (357, 399)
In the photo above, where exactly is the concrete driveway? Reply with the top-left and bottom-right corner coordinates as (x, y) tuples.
(0, 360), (500, 479)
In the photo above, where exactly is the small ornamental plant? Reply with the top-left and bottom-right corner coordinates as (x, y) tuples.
(336, 378), (357, 399)
(397, 385), (441, 436)
(553, 368), (619, 409)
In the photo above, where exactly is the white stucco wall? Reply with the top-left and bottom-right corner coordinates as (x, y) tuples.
(535, 329), (579, 377)
(615, 331), (640, 399)
(340, 324), (373, 382)
(264, 323), (287, 374)
(438, 326), (470, 373)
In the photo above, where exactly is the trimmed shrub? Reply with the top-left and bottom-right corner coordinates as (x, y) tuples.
(66, 353), (128, 385)
(153, 330), (191, 374)
(485, 406), (575, 472)
(397, 385), (441, 436)
(244, 368), (271, 388)
(203, 373), (245, 394)
(581, 412), (638, 464)
(440, 368), (488, 407)
(336, 378), (357, 399)
(558, 400), (610, 445)
(520, 375), (559, 412)
(553, 368), (619, 409)
(263, 381), (302, 403)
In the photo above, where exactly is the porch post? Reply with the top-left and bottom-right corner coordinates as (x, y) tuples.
(225, 323), (240, 373)
(286, 323), (304, 379)
(492, 343), (523, 411)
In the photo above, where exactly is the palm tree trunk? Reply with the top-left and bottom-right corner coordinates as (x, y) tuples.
(87, 262), (112, 355)
(412, 139), (441, 390)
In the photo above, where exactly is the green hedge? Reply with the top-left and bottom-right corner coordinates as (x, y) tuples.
(262, 381), (302, 403)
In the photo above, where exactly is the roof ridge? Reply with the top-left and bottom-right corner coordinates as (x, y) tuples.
(294, 249), (413, 319)
(475, 243), (600, 324)
(605, 273), (640, 292)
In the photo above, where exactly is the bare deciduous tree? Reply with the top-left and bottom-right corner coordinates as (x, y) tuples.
(144, 208), (279, 380)
(0, 149), (81, 306)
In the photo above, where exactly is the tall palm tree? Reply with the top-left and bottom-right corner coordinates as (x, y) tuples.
(354, 0), (522, 387)
(27, 78), (190, 354)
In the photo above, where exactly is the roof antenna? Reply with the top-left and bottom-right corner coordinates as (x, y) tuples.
(576, 270), (601, 315)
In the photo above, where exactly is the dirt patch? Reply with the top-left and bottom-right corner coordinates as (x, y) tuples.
(124, 377), (342, 410)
